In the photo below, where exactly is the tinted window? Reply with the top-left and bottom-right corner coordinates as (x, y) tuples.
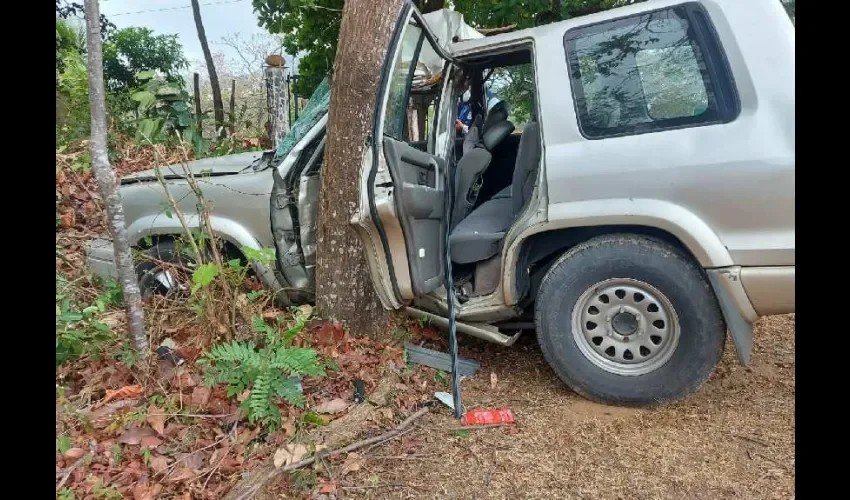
(564, 3), (738, 139)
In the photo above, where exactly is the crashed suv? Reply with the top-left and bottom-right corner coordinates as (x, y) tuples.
(89, 0), (795, 406)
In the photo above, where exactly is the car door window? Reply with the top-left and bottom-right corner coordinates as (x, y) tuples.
(487, 63), (535, 132)
(384, 25), (426, 142)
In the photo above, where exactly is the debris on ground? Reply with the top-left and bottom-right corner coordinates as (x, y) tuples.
(405, 342), (480, 377)
(461, 408), (515, 425)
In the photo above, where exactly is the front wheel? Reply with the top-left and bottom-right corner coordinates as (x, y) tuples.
(135, 240), (194, 299)
(534, 234), (726, 406)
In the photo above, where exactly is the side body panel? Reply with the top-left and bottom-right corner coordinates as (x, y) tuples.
(535, 0), (794, 271)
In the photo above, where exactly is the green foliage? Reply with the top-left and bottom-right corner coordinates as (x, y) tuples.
(191, 263), (220, 294)
(56, 18), (85, 74)
(252, 0), (343, 96)
(56, 0), (115, 40)
(198, 308), (324, 429)
(103, 27), (188, 92)
(56, 434), (72, 455)
(56, 277), (114, 366)
(57, 488), (75, 500)
(241, 246), (277, 267)
(127, 72), (207, 154)
(90, 478), (123, 499)
(56, 49), (91, 144)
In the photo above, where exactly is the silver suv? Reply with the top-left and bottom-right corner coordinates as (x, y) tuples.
(89, 0), (795, 406)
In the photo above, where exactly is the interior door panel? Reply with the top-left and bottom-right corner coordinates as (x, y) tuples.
(382, 137), (446, 296)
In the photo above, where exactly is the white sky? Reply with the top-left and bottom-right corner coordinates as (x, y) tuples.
(99, 0), (271, 67)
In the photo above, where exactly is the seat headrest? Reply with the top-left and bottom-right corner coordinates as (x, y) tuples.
(482, 120), (514, 151)
(482, 101), (510, 134)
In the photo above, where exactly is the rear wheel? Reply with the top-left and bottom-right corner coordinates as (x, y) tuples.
(534, 234), (726, 406)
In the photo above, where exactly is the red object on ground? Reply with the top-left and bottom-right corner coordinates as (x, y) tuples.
(461, 408), (515, 425)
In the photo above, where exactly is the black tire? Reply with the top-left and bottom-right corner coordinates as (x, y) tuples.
(534, 234), (726, 406)
(135, 240), (194, 298)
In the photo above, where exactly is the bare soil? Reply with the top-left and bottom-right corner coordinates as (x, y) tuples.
(306, 315), (795, 499)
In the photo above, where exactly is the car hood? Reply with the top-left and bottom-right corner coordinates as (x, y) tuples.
(120, 151), (265, 184)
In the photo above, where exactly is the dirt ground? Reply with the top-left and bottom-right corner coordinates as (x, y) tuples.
(312, 315), (795, 499)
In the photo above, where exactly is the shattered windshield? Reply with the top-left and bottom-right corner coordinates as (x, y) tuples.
(271, 76), (331, 165)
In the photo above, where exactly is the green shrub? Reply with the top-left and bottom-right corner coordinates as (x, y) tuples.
(198, 308), (324, 429)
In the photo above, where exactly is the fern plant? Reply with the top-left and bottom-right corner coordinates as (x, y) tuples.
(197, 309), (323, 429)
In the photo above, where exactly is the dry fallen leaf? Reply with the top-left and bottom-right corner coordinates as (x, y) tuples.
(150, 455), (170, 475)
(340, 452), (365, 477)
(318, 481), (337, 494)
(273, 443), (308, 468)
(490, 372), (498, 389)
(281, 416), (296, 438)
(237, 389), (251, 402)
(63, 447), (86, 459)
(132, 483), (163, 500)
(118, 427), (157, 445)
(147, 404), (165, 435)
(314, 398), (349, 414)
(89, 399), (139, 428)
(140, 436), (163, 449)
(167, 466), (196, 483)
(191, 386), (211, 409)
(102, 384), (144, 404)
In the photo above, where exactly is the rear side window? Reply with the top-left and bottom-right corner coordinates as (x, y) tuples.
(564, 3), (739, 139)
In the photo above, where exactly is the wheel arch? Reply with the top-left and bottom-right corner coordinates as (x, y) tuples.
(125, 215), (287, 294)
(507, 221), (755, 367)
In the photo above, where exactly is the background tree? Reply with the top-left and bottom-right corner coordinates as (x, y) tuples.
(102, 27), (188, 92)
(251, 0), (443, 97)
(315, 0), (405, 334)
(56, 0), (115, 40)
(82, 0), (147, 355)
(191, 0), (227, 137)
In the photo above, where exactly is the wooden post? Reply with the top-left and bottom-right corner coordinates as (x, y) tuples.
(193, 72), (202, 131)
(264, 56), (289, 148)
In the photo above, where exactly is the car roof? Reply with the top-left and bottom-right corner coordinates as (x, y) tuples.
(448, 0), (727, 57)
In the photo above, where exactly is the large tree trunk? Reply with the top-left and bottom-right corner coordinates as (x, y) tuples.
(191, 0), (226, 138)
(83, 0), (147, 354)
(316, 0), (405, 337)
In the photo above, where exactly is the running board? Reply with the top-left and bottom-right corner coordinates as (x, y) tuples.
(404, 307), (522, 346)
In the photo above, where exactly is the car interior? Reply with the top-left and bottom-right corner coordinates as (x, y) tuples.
(446, 49), (541, 302)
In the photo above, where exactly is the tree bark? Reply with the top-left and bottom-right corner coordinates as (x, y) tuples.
(316, 0), (405, 337)
(229, 79), (236, 135)
(193, 72), (202, 131)
(83, 0), (147, 355)
(191, 0), (226, 138)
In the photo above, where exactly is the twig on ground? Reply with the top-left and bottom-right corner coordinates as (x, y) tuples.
(56, 455), (88, 491)
(148, 412), (236, 419)
(732, 433), (770, 447)
(161, 434), (230, 478)
(231, 406), (430, 500)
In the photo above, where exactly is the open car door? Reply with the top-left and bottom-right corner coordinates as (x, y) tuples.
(353, 3), (460, 310)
